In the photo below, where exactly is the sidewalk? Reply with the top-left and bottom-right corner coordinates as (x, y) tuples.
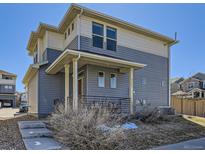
(153, 137), (205, 150)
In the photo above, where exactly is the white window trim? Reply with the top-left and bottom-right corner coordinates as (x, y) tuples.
(110, 73), (117, 89)
(92, 22), (104, 48)
(98, 71), (105, 88)
(106, 26), (117, 51)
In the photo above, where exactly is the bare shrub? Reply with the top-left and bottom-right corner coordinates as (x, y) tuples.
(48, 104), (127, 150)
(137, 107), (165, 124)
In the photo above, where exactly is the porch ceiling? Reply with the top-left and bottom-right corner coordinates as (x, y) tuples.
(46, 49), (146, 74)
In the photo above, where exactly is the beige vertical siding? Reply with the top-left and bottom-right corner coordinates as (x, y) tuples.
(63, 18), (78, 49)
(28, 72), (38, 114)
(80, 15), (168, 58)
(47, 31), (64, 51)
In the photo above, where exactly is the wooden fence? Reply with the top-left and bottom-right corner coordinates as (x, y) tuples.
(171, 96), (205, 117)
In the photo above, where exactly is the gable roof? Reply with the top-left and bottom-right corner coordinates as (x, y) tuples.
(0, 70), (17, 77)
(192, 72), (205, 81)
(27, 3), (176, 55)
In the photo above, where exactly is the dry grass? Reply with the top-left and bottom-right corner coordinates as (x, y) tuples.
(124, 115), (205, 149)
(0, 115), (37, 150)
(183, 115), (205, 127)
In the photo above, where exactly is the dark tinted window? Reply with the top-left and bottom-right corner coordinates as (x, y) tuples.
(107, 39), (116, 51)
(68, 28), (70, 36)
(64, 32), (67, 39)
(92, 22), (103, 36)
(92, 22), (104, 48)
(93, 35), (103, 48)
(107, 27), (116, 39)
(72, 23), (74, 31)
(106, 26), (117, 51)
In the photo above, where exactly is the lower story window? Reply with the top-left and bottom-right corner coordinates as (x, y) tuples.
(110, 73), (117, 88)
(98, 71), (105, 87)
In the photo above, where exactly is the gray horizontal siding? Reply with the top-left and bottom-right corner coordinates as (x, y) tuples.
(80, 36), (169, 109)
(0, 85), (15, 94)
(38, 49), (65, 116)
(87, 64), (129, 113)
(65, 36), (78, 50)
(87, 64), (128, 98)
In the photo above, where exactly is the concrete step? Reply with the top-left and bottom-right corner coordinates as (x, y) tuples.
(18, 121), (46, 129)
(20, 128), (53, 139)
(23, 137), (62, 150)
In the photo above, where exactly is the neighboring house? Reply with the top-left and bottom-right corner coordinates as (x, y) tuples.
(20, 92), (27, 102)
(172, 72), (205, 98)
(171, 77), (184, 94)
(23, 4), (176, 117)
(0, 70), (17, 108)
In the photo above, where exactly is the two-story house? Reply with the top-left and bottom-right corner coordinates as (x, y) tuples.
(172, 72), (205, 98)
(23, 4), (177, 117)
(0, 70), (17, 108)
(171, 77), (184, 94)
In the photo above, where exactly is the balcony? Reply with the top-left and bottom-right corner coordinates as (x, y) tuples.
(0, 78), (16, 85)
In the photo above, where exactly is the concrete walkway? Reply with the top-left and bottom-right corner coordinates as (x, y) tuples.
(18, 121), (62, 150)
(153, 137), (205, 150)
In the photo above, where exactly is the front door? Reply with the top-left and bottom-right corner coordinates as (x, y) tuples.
(78, 79), (83, 97)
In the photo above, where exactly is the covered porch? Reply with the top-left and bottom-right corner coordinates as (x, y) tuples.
(46, 49), (146, 114)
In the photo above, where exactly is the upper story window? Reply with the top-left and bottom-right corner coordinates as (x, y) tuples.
(64, 31), (67, 40)
(72, 22), (74, 31)
(92, 22), (104, 48)
(188, 82), (195, 89)
(2, 75), (12, 80)
(33, 51), (38, 64)
(98, 71), (105, 87)
(33, 43), (38, 64)
(110, 73), (117, 88)
(106, 26), (117, 51)
(68, 28), (70, 36)
(4, 85), (12, 90)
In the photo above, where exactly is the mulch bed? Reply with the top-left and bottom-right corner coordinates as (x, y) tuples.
(0, 115), (37, 150)
(124, 115), (205, 149)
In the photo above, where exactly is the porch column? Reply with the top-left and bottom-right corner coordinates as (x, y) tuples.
(199, 91), (202, 98)
(64, 64), (70, 113)
(129, 67), (134, 115)
(192, 92), (194, 98)
(73, 58), (78, 112)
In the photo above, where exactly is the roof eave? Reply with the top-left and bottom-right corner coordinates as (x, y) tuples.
(22, 64), (39, 84)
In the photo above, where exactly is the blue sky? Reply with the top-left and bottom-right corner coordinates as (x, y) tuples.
(0, 3), (205, 92)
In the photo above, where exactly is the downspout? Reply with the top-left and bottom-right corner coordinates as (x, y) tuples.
(77, 8), (83, 50)
(76, 53), (81, 61)
(167, 33), (179, 106)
